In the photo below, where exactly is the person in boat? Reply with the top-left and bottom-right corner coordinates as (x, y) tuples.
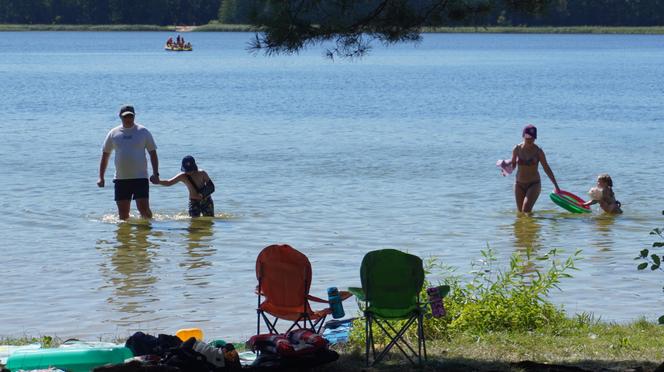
(185, 42), (192, 49)
(166, 37), (173, 47)
(510, 124), (561, 213)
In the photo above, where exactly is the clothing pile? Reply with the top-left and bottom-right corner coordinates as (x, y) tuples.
(245, 329), (338, 369)
(93, 332), (241, 372)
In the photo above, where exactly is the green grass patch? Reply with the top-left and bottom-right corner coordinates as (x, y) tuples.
(422, 26), (664, 34)
(324, 318), (664, 371)
(0, 335), (55, 347)
(193, 22), (257, 32)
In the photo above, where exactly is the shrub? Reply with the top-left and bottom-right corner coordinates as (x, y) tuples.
(349, 246), (581, 347)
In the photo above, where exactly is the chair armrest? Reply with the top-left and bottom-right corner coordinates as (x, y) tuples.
(438, 285), (451, 298)
(308, 291), (352, 303)
(254, 285), (263, 296)
(348, 287), (365, 301)
(307, 294), (328, 303)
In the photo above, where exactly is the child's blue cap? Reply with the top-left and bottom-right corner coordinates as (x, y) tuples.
(181, 155), (198, 172)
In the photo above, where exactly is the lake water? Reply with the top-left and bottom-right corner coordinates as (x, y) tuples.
(1, 32), (663, 341)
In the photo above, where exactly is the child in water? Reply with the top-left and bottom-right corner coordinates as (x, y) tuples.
(155, 155), (215, 217)
(583, 174), (622, 214)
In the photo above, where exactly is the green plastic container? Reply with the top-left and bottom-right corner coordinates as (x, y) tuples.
(6, 345), (133, 372)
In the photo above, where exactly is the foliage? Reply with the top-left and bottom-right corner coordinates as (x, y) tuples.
(0, 0), (222, 25)
(635, 213), (664, 324)
(3, 1), (664, 58)
(349, 246), (581, 347)
(244, 0), (552, 59)
(240, 0), (664, 58)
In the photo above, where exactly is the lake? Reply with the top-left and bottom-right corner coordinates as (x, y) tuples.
(1, 31), (663, 341)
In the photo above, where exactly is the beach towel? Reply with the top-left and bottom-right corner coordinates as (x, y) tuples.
(496, 159), (514, 176)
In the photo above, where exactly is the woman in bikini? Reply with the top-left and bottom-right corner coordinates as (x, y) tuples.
(510, 124), (561, 213)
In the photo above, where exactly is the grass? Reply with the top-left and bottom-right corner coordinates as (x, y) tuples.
(2, 23), (664, 34)
(3, 319), (664, 371)
(421, 25), (664, 34)
(320, 317), (664, 371)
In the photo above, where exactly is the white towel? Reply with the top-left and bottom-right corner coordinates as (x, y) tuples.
(496, 159), (514, 176)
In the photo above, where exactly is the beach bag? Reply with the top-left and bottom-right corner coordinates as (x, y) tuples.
(199, 180), (215, 198)
(187, 175), (215, 198)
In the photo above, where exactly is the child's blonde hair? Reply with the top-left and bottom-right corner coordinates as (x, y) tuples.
(597, 174), (613, 188)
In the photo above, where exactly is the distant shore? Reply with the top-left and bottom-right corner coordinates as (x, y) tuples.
(0, 23), (254, 32)
(2, 23), (664, 34)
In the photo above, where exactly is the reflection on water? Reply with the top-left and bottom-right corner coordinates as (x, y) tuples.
(181, 218), (216, 288)
(98, 222), (161, 321)
(513, 214), (542, 252)
(591, 215), (617, 252)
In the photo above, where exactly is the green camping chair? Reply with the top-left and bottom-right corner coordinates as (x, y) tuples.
(349, 249), (427, 367)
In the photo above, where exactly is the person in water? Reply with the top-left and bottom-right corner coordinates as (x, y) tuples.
(156, 155), (214, 217)
(98, 105), (159, 220)
(510, 124), (561, 213)
(584, 174), (622, 214)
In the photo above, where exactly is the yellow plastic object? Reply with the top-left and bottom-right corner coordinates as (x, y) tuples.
(176, 328), (204, 341)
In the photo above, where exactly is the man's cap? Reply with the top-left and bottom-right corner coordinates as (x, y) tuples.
(522, 124), (537, 139)
(181, 155), (198, 172)
(119, 105), (135, 117)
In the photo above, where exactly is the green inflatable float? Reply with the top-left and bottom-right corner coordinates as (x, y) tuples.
(549, 190), (591, 214)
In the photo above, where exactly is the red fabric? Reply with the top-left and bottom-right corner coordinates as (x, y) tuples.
(288, 329), (326, 350)
(247, 334), (294, 355)
(255, 244), (316, 320)
(248, 330), (327, 356)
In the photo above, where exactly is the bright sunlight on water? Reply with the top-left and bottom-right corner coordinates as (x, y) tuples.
(1, 32), (663, 340)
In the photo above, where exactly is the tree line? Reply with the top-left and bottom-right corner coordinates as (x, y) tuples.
(219, 0), (664, 27)
(0, 0), (222, 25)
(1, 0), (664, 26)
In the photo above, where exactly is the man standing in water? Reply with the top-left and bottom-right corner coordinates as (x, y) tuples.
(97, 105), (159, 220)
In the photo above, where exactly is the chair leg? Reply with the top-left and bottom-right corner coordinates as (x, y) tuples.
(369, 315), (376, 360)
(420, 312), (427, 363)
(365, 313), (370, 367)
(260, 312), (279, 334)
(312, 315), (327, 333)
(257, 310), (261, 335)
(383, 318), (419, 358)
(373, 317), (417, 366)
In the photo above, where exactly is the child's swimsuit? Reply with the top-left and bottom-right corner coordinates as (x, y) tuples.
(189, 197), (214, 217)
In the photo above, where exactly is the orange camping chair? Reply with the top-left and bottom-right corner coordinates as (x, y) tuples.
(255, 244), (352, 334)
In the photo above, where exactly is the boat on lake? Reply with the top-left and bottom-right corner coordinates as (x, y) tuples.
(165, 44), (193, 52)
(165, 35), (192, 51)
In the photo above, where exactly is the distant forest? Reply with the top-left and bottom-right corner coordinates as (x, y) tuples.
(1, 0), (664, 26)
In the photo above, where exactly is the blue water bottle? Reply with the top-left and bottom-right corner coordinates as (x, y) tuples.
(327, 287), (345, 319)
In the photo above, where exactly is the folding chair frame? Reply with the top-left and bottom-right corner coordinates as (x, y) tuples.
(256, 275), (328, 335)
(362, 301), (427, 367)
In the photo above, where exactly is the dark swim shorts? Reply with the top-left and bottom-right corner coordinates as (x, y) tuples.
(189, 197), (214, 217)
(114, 178), (149, 201)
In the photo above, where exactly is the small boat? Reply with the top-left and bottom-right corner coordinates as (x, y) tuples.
(165, 44), (193, 52)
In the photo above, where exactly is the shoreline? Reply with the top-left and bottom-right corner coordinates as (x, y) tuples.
(2, 24), (664, 34)
(3, 319), (664, 371)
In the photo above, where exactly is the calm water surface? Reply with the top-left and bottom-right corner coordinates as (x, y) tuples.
(1, 32), (664, 340)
